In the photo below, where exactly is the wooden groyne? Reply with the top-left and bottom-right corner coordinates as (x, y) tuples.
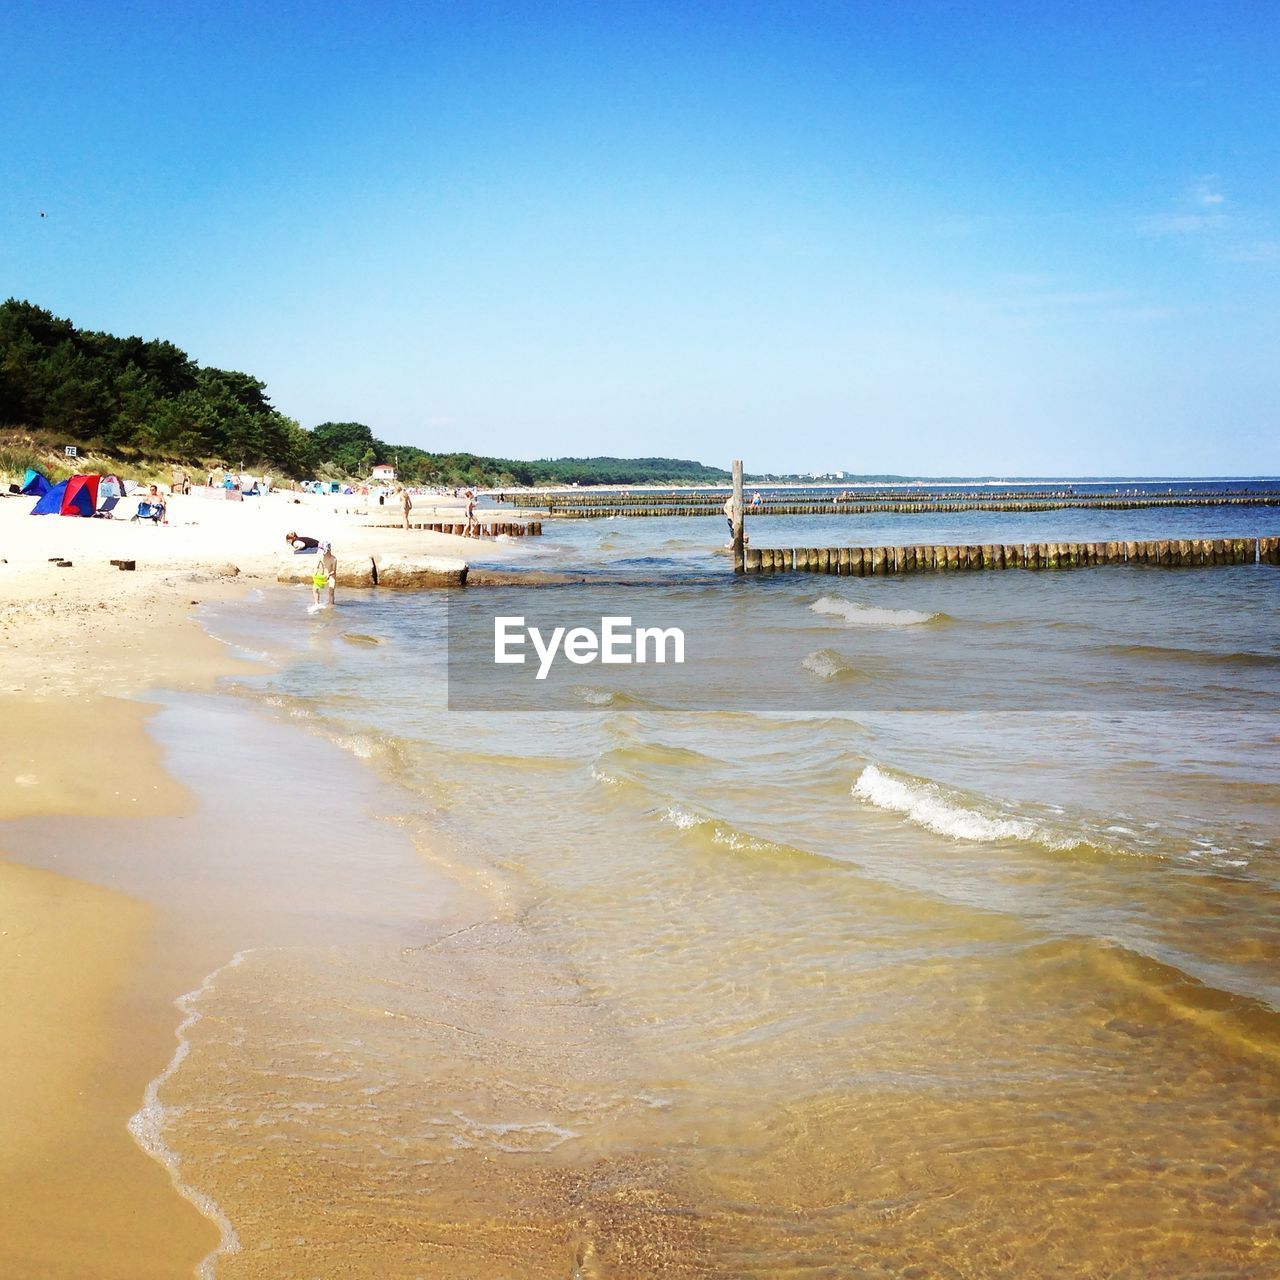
(522, 497), (1280, 519)
(742, 536), (1280, 575)
(368, 520), (542, 537)
(508, 486), (1279, 509)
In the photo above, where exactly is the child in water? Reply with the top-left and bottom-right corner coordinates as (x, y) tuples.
(309, 541), (337, 611)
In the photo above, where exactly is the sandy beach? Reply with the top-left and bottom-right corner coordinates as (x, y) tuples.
(0, 486), (507, 1277)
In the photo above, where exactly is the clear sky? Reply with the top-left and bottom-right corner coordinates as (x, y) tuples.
(3, 1), (1277, 475)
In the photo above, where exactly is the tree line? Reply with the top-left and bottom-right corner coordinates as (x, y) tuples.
(0, 300), (729, 487)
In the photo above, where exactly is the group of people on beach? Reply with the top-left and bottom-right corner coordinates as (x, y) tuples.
(397, 487), (480, 535)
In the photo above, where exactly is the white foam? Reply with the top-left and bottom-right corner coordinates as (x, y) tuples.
(448, 1110), (578, 1153)
(659, 803), (703, 831)
(852, 764), (1067, 846)
(802, 648), (853, 680)
(811, 596), (939, 627)
(128, 951), (250, 1279)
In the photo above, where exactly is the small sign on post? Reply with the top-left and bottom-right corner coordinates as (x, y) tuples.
(64, 445), (77, 457)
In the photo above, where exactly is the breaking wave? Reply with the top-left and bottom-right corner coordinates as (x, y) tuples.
(851, 764), (1086, 850)
(810, 596), (947, 627)
(801, 648), (860, 680)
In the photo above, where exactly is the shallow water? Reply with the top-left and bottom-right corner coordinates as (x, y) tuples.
(159, 506), (1280, 1275)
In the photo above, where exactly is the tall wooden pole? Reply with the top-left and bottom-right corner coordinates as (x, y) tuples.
(732, 458), (745, 574)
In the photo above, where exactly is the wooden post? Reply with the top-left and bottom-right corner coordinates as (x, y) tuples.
(732, 459), (745, 574)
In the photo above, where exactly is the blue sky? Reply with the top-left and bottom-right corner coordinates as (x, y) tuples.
(3, 1), (1277, 474)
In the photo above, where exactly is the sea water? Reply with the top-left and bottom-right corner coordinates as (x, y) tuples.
(155, 501), (1277, 1277)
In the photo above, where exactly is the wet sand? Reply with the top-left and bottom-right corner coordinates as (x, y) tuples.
(0, 590), (484, 1277)
(0, 572), (251, 1276)
(0, 483), (525, 1277)
(0, 860), (219, 1278)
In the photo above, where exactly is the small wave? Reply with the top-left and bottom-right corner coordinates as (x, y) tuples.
(660, 803), (704, 832)
(657, 803), (803, 856)
(801, 648), (860, 681)
(261, 693), (313, 719)
(1096, 643), (1280, 669)
(811, 596), (946, 627)
(851, 764), (1083, 849)
(332, 733), (385, 760)
(1024, 937), (1280, 1054)
(341, 632), (382, 646)
(567, 685), (665, 711)
(128, 952), (249, 1279)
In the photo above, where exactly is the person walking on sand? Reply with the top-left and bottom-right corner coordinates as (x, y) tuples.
(400, 487), (413, 530)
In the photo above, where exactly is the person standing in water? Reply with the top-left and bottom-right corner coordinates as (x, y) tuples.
(311, 541), (338, 609)
(723, 491), (748, 548)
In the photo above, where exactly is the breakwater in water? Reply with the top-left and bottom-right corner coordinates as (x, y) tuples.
(368, 520), (542, 536)
(509, 483), (1280, 508)
(744, 535), (1280, 574)
(533, 496), (1280, 518)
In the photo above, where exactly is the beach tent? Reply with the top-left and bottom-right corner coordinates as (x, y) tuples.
(31, 479), (69, 514)
(61, 474), (100, 516)
(20, 468), (50, 497)
(30, 473), (100, 516)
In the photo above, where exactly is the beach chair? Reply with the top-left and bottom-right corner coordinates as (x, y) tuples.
(131, 500), (165, 523)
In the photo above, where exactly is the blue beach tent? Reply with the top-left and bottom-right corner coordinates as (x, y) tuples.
(31, 479), (69, 514)
(20, 468), (50, 497)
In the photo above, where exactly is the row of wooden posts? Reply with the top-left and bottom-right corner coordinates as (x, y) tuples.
(510, 487), (1278, 509)
(371, 520), (543, 537)
(546, 498), (1280, 519)
(740, 537), (1280, 575)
